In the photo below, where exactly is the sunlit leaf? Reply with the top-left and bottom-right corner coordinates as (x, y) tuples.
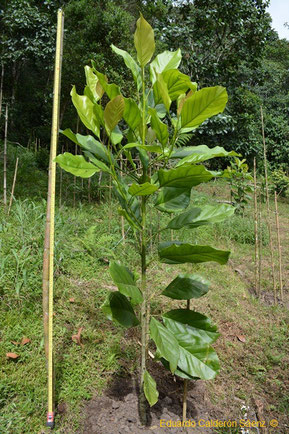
(134, 14), (155, 67)
(104, 95), (125, 132)
(150, 318), (179, 373)
(111, 44), (142, 91)
(144, 371), (159, 406)
(55, 152), (99, 178)
(109, 261), (142, 304)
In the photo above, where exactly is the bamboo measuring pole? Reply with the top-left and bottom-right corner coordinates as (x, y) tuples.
(8, 157), (19, 215)
(3, 104), (8, 207)
(46, 9), (64, 429)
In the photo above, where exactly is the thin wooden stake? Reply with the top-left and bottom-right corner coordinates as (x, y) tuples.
(0, 63), (4, 118)
(8, 157), (19, 215)
(258, 192), (262, 295)
(261, 106), (276, 304)
(45, 9), (64, 429)
(253, 158), (259, 296)
(274, 191), (283, 301)
(3, 104), (8, 207)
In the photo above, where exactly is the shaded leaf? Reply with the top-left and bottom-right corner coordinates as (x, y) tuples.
(173, 145), (239, 166)
(109, 261), (143, 304)
(104, 95), (125, 132)
(167, 204), (235, 229)
(159, 242), (230, 265)
(162, 69), (196, 101)
(111, 44), (142, 90)
(128, 182), (158, 196)
(109, 292), (140, 328)
(153, 73), (171, 112)
(148, 107), (169, 147)
(158, 165), (214, 189)
(124, 98), (142, 131)
(162, 274), (210, 300)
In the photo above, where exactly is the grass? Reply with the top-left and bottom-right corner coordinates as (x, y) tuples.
(0, 157), (288, 433)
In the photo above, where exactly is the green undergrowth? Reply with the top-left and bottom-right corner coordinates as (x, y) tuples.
(0, 181), (288, 432)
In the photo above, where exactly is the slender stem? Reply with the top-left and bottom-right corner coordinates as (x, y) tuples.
(8, 157), (19, 215)
(274, 191), (283, 301)
(3, 104), (8, 207)
(253, 158), (259, 296)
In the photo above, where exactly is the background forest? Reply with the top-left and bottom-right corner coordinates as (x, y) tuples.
(0, 0), (288, 172)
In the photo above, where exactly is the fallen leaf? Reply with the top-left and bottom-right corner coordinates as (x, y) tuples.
(21, 337), (31, 346)
(11, 341), (20, 345)
(72, 327), (83, 347)
(6, 352), (19, 359)
(69, 298), (75, 303)
(237, 335), (246, 343)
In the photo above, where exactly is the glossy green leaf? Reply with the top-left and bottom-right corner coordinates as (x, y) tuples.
(108, 292), (139, 328)
(101, 295), (113, 321)
(55, 152), (99, 178)
(134, 14), (155, 66)
(123, 98), (142, 130)
(162, 69), (196, 101)
(177, 344), (219, 380)
(162, 274), (210, 300)
(173, 145), (239, 166)
(71, 86), (100, 137)
(104, 95), (125, 132)
(155, 187), (191, 213)
(128, 182), (158, 196)
(159, 242), (230, 265)
(93, 68), (121, 100)
(84, 151), (111, 174)
(75, 134), (113, 164)
(158, 165), (214, 188)
(111, 44), (142, 91)
(150, 49), (182, 83)
(84, 65), (103, 102)
(109, 261), (142, 304)
(61, 128), (79, 145)
(181, 86), (228, 130)
(111, 125), (123, 145)
(167, 204), (235, 229)
(153, 73), (171, 112)
(148, 107), (169, 147)
(143, 371), (159, 407)
(122, 143), (162, 153)
(150, 318), (179, 373)
(163, 309), (219, 346)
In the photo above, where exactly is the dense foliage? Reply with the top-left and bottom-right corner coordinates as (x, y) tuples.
(0, 0), (288, 170)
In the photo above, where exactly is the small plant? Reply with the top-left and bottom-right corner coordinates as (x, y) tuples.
(225, 157), (253, 215)
(270, 168), (289, 197)
(56, 15), (236, 423)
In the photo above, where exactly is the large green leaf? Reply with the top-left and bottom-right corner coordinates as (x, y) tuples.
(167, 204), (235, 229)
(108, 292), (139, 328)
(71, 86), (100, 137)
(123, 98), (142, 131)
(150, 49), (182, 83)
(155, 187), (191, 213)
(150, 317), (179, 373)
(181, 86), (228, 131)
(122, 142), (162, 153)
(162, 69), (196, 101)
(163, 309), (219, 346)
(55, 152), (99, 178)
(162, 274), (210, 300)
(158, 165), (214, 189)
(177, 344), (219, 380)
(134, 14), (155, 67)
(75, 134), (113, 164)
(128, 182), (158, 196)
(173, 145), (239, 166)
(84, 151), (111, 174)
(153, 73), (171, 112)
(143, 371), (159, 407)
(159, 242), (230, 265)
(111, 44), (142, 91)
(84, 65), (103, 102)
(92, 67), (121, 100)
(109, 261), (142, 304)
(61, 128), (79, 145)
(104, 95), (125, 132)
(148, 107), (169, 147)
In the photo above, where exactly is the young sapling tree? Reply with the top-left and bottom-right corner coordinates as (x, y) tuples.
(56, 16), (236, 424)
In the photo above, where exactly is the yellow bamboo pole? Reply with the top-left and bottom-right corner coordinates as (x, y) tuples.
(46, 9), (64, 428)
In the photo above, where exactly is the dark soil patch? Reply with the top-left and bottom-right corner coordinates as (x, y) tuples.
(83, 365), (223, 433)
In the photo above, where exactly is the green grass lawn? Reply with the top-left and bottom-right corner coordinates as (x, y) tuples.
(0, 177), (288, 433)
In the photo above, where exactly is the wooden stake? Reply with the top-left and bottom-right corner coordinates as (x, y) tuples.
(261, 106), (276, 304)
(8, 157), (19, 215)
(45, 9), (64, 428)
(258, 192), (262, 295)
(274, 191), (283, 301)
(253, 158), (259, 296)
(3, 104), (8, 207)
(0, 63), (4, 118)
